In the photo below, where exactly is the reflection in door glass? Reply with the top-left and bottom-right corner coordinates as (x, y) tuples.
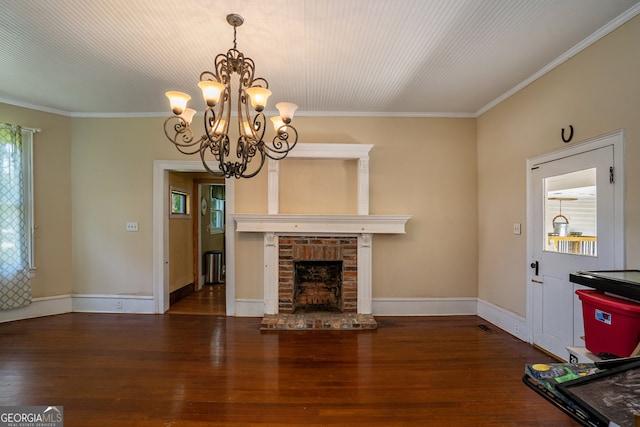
(544, 168), (597, 256)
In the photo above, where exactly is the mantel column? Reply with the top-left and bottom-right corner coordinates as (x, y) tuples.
(358, 158), (369, 215)
(264, 232), (279, 314)
(267, 161), (279, 215)
(358, 233), (373, 314)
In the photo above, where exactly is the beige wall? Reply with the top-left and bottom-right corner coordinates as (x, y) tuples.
(70, 117), (174, 296)
(0, 103), (72, 298)
(476, 15), (640, 316)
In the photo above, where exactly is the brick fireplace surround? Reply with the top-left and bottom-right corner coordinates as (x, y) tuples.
(278, 235), (358, 314)
(233, 143), (411, 330)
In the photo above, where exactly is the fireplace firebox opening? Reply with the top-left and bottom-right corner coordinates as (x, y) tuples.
(294, 261), (343, 313)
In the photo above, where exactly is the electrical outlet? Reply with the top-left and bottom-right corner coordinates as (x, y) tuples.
(126, 222), (139, 232)
(515, 323), (520, 333)
(116, 300), (123, 310)
(513, 223), (521, 235)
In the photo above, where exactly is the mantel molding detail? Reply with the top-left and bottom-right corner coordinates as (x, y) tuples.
(234, 214), (411, 234)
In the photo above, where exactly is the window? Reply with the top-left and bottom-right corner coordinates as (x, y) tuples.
(0, 123), (34, 309)
(544, 168), (597, 256)
(0, 125), (34, 270)
(170, 186), (191, 218)
(209, 184), (225, 234)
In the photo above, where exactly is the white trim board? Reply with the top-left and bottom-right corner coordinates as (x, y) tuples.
(0, 294), (72, 323)
(477, 299), (527, 342)
(72, 294), (155, 314)
(373, 298), (477, 316)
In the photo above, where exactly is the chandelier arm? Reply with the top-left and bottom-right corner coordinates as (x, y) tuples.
(202, 108), (231, 167)
(163, 116), (205, 154)
(239, 55), (256, 88)
(203, 104), (227, 147)
(199, 70), (217, 83)
(241, 94), (266, 142)
(264, 126), (298, 160)
(215, 53), (232, 87)
(237, 144), (267, 179)
(251, 77), (268, 89)
(199, 137), (228, 178)
(174, 138), (207, 155)
(252, 112), (266, 142)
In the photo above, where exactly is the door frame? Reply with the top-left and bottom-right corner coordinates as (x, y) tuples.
(153, 160), (236, 315)
(525, 130), (625, 344)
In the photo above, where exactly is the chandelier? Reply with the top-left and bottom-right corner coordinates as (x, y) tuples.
(163, 13), (299, 179)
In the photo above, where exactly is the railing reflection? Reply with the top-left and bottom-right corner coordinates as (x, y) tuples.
(547, 235), (597, 256)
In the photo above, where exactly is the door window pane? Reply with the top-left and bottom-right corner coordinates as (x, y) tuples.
(209, 184), (225, 234)
(544, 168), (597, 256)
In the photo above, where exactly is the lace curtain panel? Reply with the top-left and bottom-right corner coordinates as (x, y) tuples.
(0, 124), (32, 310)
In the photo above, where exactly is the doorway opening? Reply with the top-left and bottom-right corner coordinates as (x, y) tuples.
(152, 160), (236, 316)
(168, 177), (226, 315)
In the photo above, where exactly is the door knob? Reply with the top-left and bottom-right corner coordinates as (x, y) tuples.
(530, 261), (539, 276)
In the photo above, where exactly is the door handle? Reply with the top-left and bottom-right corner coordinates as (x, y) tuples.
(530, 261), (539, 276)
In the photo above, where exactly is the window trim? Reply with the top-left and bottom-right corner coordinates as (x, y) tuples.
(22, 129), (35, 273)
(0, 125), (36, 275)
(170, 186), (191, 219)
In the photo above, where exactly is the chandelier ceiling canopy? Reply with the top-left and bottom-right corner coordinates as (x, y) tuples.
(164, 13), (299, 179)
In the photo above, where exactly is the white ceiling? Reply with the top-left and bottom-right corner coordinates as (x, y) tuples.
(1, 0), (639, 117)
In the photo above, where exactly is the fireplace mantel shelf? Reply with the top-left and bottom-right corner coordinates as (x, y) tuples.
(234, 214), (411, 234)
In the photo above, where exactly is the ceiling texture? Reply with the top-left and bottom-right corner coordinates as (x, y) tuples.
(1, 0), (639, 117)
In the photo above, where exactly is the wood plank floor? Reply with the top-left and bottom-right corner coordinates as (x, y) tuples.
(168, 283), (226, 315)
(0, 314), (578, 426)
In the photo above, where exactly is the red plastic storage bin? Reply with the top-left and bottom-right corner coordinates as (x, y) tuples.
(576, 289), (640, 357)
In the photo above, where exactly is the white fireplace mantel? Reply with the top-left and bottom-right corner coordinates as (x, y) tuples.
(234, 214), (410, 315)
(234, 214), (411, 234)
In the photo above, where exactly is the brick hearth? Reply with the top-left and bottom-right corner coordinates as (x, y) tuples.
(260, 313), (377, 330)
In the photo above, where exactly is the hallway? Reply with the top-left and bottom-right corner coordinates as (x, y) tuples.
(167, 283), (226, 315)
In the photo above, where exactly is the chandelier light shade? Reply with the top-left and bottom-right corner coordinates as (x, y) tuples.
(163, 13), (299, 179)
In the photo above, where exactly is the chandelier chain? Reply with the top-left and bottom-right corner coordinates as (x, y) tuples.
(233, 25), (237, 50)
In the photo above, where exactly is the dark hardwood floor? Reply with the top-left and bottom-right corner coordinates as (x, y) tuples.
(0, 313), (578, 426)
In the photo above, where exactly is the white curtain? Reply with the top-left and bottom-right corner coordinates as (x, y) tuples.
(0, 123), (31, 310)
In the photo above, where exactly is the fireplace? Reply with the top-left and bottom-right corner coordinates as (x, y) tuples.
(278, 236), (357, 314)
(232, 142), (411, 326)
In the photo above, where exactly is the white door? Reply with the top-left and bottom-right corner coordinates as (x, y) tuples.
(528, 132), (624, 360)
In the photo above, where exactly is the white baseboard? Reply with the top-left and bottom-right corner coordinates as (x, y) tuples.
(372, 297), (478, 316)
(477, 298), (528, 342)
(72, 294), (155, 314)
(234, 299), (264, 317)
(0, 294), (72, 323)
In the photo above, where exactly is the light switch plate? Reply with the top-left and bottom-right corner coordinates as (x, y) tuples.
(513, 223), (521, 235)
(126, 222), (139, 232)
